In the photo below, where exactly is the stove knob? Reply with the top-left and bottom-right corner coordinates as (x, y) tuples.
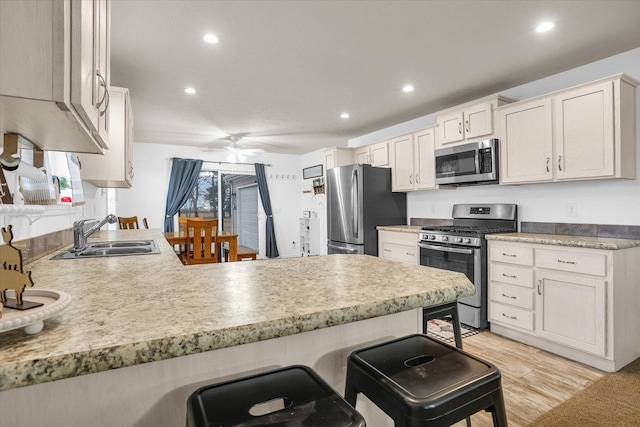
(463, 238), (471, 244)
(455, 237), (463, 243)
(429, 235), (436, 240)
(441, 236), (448, 242)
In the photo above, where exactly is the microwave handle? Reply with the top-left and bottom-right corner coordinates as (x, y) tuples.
(475, 148), (481, 173)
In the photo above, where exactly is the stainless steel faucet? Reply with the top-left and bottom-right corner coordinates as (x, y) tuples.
(72, 214), (118, 251)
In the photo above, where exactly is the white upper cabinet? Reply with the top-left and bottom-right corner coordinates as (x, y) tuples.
(391, 127), (437, 192)
(436, 96), (513, 149)
(79, 87), (133, 188)
(0, 0), (111, 154)
(324, 147), (354, 170)
(554, 81), (614, 180)
(498, 98), (554, 184)
(499, 74), (637, 185)
(354, 141), (389, 167)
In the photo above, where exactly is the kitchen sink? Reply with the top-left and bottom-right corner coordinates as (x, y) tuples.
(51, 240), (160, 260)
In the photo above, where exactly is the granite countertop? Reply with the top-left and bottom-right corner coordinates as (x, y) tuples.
(376, 225), (422, 233)
(486, 232), (640, 250)
(0, 229), (474, 391)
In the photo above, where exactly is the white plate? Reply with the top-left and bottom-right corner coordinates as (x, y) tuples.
(1, 289), (73, 334)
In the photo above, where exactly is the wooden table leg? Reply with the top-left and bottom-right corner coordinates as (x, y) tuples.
(229, 238), (238, 262)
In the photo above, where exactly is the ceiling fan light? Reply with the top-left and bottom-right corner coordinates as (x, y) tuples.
(226, 154), (237, 163)
(238, 154), (247, 162)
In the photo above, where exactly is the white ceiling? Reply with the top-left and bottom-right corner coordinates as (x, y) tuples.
(110, 0), (640, 155)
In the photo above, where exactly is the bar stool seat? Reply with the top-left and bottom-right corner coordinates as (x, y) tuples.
(344, 334), (508, 427)
(187, 365), (366, 427)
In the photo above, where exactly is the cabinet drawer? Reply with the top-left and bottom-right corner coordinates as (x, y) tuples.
(536, 249), (606, 276)
(490, 303), (534, 331)
(490, 263), (533, 288)
(380, 242), (417, 264)
(491, 283), (534, 310)
(490, 244), (533, 266)
(378, 230), (418, 246)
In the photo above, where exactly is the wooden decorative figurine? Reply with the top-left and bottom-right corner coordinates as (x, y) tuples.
(0, 225), (39, 309)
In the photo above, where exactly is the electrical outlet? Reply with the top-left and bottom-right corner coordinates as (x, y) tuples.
(566, 203), (578, 217)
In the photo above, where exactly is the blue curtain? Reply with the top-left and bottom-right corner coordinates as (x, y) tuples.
(254, 163), (279, 258)
(164, 158), (203, 232)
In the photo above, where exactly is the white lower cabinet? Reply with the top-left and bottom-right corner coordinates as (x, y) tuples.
(378, 230), (418, 264)
(488, 239), (640, 372)
(536, 269), (606, 356)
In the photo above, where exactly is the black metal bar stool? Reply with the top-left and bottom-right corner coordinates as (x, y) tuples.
(423, 301), (464, 349)
(344, 334), (508, 427)
(187, 365), (366, 427)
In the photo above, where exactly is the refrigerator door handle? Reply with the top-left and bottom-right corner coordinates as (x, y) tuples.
(352, 169), (358, 238)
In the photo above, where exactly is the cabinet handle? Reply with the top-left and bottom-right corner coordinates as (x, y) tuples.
(406, 252), (415, 256)
(458, 122), (462, 134)
(415, 173), (419, 183)
(409, 174), (413, 184)
(558, 155), (563, 171)
(502, 273), (516, 279)
(537, 280), (542, 295)
(502, 253), (516, 257)
(384, 249), (391, 252)
(465, 120), (470, 133)
(546, 157), (550, 172)
(96, 70), (109, 116)
(501, 293), (517, 299)
(502, 313), (517, 320)
(557, 259), (576, 265)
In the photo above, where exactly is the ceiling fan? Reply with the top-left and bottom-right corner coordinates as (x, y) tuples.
(203, 135), (265, 163)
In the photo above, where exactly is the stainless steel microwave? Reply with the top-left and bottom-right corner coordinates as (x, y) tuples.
(434, 139), (498, 185)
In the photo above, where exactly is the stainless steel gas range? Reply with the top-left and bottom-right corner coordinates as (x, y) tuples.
(418, 204), (518, 329)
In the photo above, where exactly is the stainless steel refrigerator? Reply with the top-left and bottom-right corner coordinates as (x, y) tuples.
(327, 163), (407, 255)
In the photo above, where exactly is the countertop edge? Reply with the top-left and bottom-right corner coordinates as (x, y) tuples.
(376, 225), (421, 233)
(486, 233), (640, 250)
(0, 281), (474, 391)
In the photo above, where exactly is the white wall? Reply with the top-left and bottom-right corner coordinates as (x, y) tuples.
(115, 143), (302, 258)
(301, 149), (328, 255)
(349, 47), (640, 227)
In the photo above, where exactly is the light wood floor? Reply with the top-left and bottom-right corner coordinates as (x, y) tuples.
(450, 331), (604, 427)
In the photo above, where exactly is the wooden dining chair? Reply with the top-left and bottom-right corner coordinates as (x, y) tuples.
(143, 218), (149, 229)
(178, 216), (203, 233)
(118, 216), (139, 229)
(180, 219), (219, 265)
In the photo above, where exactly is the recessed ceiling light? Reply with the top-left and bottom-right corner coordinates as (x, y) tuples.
(340, 112), (350, 119)
(536, 21), (555, 33)
(402, 85), (415, 93)
(184, 87), (196, 94)
(203, 34), (219, 44)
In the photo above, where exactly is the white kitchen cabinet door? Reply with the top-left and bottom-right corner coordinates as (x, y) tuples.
(437, 110), (465, 146)
(390, 134), (414, 191)
(79, 87), (132, 187)
(354, 146), (370, 164)
(369, 141), (389, 167)
(324, 147), (354, 170)
(0, 0), (110, 154)
(535, 270), (606, 356)
(464, 102), (494, 140)
(70, 0), (110, 148)
(554, 81), (614, 180)
(499, 98), (554, 184)
(413, 128), (436, 190)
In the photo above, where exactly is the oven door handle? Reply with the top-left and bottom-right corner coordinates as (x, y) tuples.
(418, 242), (474, 255)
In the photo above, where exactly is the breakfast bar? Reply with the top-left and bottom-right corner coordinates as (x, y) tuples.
(0, 229), (474, 426)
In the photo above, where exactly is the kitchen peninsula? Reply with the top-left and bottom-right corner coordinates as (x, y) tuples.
(0, 229), (474, 426)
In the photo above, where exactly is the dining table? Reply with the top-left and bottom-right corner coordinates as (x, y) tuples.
(164, 229), (238, 262)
